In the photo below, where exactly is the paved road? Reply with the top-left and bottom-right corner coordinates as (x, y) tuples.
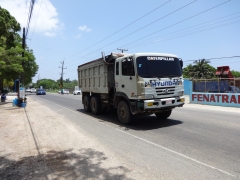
(29, 93), (240, 179)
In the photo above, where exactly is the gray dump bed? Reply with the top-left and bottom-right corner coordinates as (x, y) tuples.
(78, 58), (109, 94)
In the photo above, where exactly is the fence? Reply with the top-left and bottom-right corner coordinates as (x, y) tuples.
(192, 78), (240, 93)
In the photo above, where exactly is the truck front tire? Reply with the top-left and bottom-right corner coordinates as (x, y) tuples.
(90, 96), (102, 115)
(83, 96), (91, 112)
(155, 110), (172, 120)
(117, 100), (133, 125)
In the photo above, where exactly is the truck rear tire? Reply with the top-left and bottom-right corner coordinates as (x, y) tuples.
(117, 100), (133, 125)
(83, 96), (91, 112)
(155, 110), (172, 120)
(90, 96), (102, 115)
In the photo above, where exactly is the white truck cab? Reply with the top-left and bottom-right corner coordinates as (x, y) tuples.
(78, 52), (184, 124)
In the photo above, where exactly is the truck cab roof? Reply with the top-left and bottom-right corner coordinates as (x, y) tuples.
(120, 52), (178, 58)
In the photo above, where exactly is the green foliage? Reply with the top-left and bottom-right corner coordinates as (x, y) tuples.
(0, 7), (38, 89)
(23, 48), (39, 84)
(64, 78), (71, 83)
(183, 59), (216, 79)
(36, 79), (59, 89)
(183, 64), (194, 78)
(0, 45), (24, 78)
(36, 78), (78, 90)
(0, 6), (21, 49)
(63, 79), (78, 89)
(231, 70), (240, 78)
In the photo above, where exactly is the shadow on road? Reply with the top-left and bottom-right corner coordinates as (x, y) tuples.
(76, 109), (182, 131)
(0, 148), (132, 180)
(0, 102), (13, 106)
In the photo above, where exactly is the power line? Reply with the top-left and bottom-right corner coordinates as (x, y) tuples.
(32, 45), (72, 55)
(63, 0), (230, 67)
(122, 12), (240, 49)
(42, 1), (171, 73)
(62, 0), (171, 61)
(118, 0), (231, 51)
(45, 18), (239, 77)
(43, 18), (240, 77)
(41, 1), (233, 77)
(124, 19), (240, 50)
(29, 0), (43, 47)
(34, 12), (240, 73)
(24, 0), (29, 28)
(184, 56), (240, 62)
(64, 0), (196, 66)
(65, 21), (240, 69)
(26, 0), (36, 38)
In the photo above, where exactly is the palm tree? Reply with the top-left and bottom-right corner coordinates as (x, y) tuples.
(189, 59), (215, 79)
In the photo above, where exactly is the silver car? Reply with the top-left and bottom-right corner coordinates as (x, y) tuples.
(30, 88), (36, 93)
(73, 90), (81, 95)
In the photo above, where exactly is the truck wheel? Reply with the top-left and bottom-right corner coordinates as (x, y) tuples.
(77, 92), (80, 95)
(117, 100), (133, 125)
(155, 110), (172, 120)
(83, 96), (91, 112)
(90, 96), (102, 115)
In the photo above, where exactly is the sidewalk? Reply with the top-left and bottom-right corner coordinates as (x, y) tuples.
(0, 96), (146, 180)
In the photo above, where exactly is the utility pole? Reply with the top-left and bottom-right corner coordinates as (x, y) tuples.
(37, 74), (41, 80)
(59, 60), (67, 88)
(21, 28), (26, 87)
(18, 27), (26, 99)
(117, 48), (128, 53)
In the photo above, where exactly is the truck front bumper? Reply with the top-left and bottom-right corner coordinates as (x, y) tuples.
(143, 96), (185, 110)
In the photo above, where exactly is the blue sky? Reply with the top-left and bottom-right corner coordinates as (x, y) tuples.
(1, 0), (240, 83)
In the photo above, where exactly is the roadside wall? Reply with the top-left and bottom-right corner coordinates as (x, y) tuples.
(189, 80), (240, 108)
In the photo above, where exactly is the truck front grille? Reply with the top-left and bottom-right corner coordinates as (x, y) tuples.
(155, 87), (175, 95)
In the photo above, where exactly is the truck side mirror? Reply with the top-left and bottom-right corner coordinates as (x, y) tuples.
(179, 59), (183, 69)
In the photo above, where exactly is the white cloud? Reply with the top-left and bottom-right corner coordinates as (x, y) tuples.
(0, 0), (62, 37)
(78, 25), (92, 32)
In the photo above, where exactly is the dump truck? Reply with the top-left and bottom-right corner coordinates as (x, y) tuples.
(78, 52), (185, 124)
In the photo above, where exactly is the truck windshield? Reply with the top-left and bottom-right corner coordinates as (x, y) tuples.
(136, 56), (182, 78)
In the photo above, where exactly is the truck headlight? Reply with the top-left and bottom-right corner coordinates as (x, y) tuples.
(178, 81), (183, 85)
(137, 94), (154, 99)
(178, 91), (184, 96)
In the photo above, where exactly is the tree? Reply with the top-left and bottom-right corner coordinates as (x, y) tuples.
(231, 70), (240, 78)
(65, 78), (71, 83)
(0, 7), (38, 90)
(0, 6), (21, 49)
(183, 64), (194, 78)
(37, 79), (58, 89)
(183, 59), (216, 79)
(22, 48), (39, 85)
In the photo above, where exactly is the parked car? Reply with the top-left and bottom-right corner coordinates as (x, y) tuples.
(73, 89), (81, 95)
(36, 89), (46, 95)
(59, 89), (69, 95)
(30, 88), (36, 93)
(228, 86), (240, 93)
(25, 88), (31, 92)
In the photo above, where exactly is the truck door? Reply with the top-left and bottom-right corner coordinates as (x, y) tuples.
(115, 56), (137, 99)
